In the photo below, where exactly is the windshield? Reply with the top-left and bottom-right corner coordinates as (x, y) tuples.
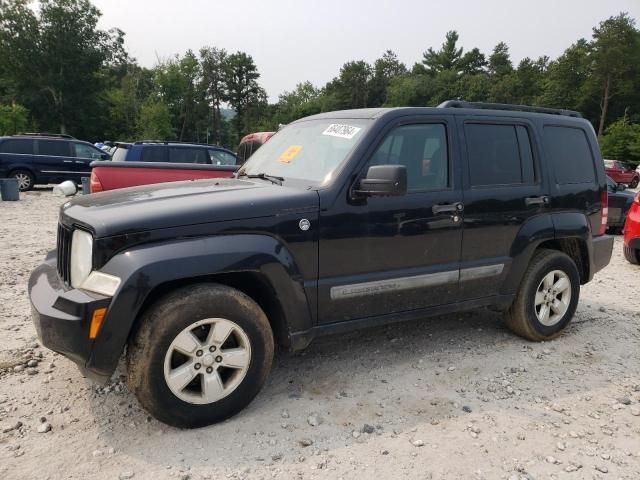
(237, 119), (371, 186)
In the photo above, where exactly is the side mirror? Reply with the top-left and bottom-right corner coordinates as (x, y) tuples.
(617, 183), (626, 191)
(355, 165), (407, 197)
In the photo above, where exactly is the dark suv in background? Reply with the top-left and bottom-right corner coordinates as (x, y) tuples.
(110, 141), (239, 166)
(29, 101), (613, 428)
(0, 133), (109, 191)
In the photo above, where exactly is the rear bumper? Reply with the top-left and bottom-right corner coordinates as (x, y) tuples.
(29, 252), (111, 383)
(590, 234), (614, 276)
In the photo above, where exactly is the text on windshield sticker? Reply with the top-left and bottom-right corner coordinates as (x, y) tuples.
(279, 145), (303, 163)
(322, 124), (361, 139)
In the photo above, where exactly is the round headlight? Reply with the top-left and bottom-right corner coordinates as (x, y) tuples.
(70, 229), (93, 288)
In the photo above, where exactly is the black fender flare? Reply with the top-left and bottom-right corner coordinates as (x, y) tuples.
(86, 234), (313, 378)
(499, 212), (592, 295)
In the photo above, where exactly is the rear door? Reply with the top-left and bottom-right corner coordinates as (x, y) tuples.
(458, 116), (548, 300)
(72, 142), (105, 178)
(34, 139), (76, 181)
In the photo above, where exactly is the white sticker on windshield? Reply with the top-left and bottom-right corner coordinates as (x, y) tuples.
(322, 124), (362, 139)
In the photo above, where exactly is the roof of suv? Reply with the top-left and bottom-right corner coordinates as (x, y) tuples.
(301, 101), (585, 123)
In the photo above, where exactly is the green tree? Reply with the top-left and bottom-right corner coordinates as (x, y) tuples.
(422, 31), (463, 74)
(275, 81), (321, 124)
(326, 60), (373, 109)
(600, 117), (640, 166)
(199, 46), (228, 144)
(590, 13), (640, 137)
(488, 42), (513, 77)
(0, 102), (29, 134)
(368, 50), (407, 107)
(459, 48), (487, 75)
(0, 0), (127, 136)
(137, 96), (173, 140)
(223, 51), (267, 140)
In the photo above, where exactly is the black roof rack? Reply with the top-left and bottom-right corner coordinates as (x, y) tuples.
(14, 132), (76, 139)
(437, 100), (582, 118)
(134, 140), (222, 147)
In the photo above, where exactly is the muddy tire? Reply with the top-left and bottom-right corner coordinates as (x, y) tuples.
(623, 245), (640, 265)
(504, 249), (580, 341)
(126, 283), (274, 428)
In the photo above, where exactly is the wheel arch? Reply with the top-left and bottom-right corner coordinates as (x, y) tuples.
(86, 234), (314, 379)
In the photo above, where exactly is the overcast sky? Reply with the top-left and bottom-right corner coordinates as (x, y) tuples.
(93, 0), (640, 103)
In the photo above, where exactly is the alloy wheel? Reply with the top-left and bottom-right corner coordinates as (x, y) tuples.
(534, 270), (572, 326)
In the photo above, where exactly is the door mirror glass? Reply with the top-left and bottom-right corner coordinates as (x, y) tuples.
(356, 165), (407, 197)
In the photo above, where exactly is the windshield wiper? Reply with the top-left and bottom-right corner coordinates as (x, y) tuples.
(237, 172), (284, 185)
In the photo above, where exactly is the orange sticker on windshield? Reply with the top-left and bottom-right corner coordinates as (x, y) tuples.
(279, 145), (303, 163)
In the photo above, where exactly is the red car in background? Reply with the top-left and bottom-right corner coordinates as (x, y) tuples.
(237, 131), (275, 163)
(605, 159), (639, 188)
(623, 191), (640, 264)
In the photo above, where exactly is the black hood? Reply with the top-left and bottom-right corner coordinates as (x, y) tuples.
(61, 178), (319, 238)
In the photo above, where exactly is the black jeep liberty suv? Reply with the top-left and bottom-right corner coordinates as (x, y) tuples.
(29, 101), (614, 428)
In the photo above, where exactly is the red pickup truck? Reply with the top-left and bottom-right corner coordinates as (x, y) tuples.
(604, 159), (639, 188)
(89, 161), (238, 193)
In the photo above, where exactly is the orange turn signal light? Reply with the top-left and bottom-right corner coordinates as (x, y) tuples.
(89, 307), (108, 339)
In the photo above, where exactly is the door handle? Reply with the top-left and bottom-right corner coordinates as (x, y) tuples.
(63, 160), (73, 163)
(525, 196), (549, 206)
(432, 202), (464, 215)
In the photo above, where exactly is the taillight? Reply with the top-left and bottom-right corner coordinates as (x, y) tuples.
(89, 170), (103, 193)
(599, 190), (608, 235)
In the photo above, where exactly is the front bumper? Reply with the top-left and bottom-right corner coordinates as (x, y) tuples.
(591, 234), (614, 275)
(29, 252), (111, 383)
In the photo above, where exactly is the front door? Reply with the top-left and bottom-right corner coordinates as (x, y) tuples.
(317, 116), (463, 324)
(72, 142), (104, 180)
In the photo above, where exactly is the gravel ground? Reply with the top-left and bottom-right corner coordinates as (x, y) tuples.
(1, 188), (639, 480)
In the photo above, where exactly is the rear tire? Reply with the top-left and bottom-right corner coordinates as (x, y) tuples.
(631, 177), (639, 189)
(126, 283), (274, 428)
(504, 249), (580, 341)
(623, 245), (640, 265)
(10, 169), (34, 191)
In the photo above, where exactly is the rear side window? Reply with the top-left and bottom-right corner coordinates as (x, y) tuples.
(0, 139), (34, 154)
(466, 124), (536, 186)
(38, 140), (71, 157)
(168, 147), (207, 164)
(140, 145), (167, 162)
(544, 126), (596, 184)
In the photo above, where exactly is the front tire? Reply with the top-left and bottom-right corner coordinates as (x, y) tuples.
(126, 283), (274, 428)
(504, 249), (580, 341)
(623, 245), (640, 265)
(630, 177), (639, 189)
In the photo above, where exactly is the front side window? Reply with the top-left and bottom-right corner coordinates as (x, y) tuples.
(209, 149), (237, 166)
(74, 143), (103, 159)
(38, 140), (71, 157)
(0, 139), (34, 154)
(238, 119), (371, 186)
(466, 123), (535, 187)
(367, 123), (448, 192)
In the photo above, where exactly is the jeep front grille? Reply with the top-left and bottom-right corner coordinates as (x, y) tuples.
(56, 223), (72, 284)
